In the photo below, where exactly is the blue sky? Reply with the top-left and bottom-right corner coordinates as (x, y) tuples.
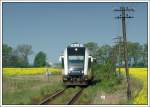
(3, 2), (147, 64)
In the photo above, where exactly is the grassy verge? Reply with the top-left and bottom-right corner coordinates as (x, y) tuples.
(76, 65), (144, 104)
(75, 64), (124, 104)
(119, 68), (148, 104)
(76, 78), (127, 104)
(3, 75), (63, 104)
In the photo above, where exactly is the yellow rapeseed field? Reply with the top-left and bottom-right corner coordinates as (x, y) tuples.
(3, 68), (61, 76)
(119, 68), (148, 104)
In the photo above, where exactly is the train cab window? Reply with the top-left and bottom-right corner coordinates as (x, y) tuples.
(67, 47), (85, 71)
(68, 56), (84, 69)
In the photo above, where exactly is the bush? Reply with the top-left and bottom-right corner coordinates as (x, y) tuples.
(92, 63), (122, 92)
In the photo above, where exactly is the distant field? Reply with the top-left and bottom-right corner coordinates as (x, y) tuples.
(3, 68), (61, 76)
(119, 68), (148, 104)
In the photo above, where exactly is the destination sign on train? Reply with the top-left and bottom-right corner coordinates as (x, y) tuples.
(70, 43), (83, 47)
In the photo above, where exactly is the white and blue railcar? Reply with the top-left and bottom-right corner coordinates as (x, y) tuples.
(59, 43), (94, 86)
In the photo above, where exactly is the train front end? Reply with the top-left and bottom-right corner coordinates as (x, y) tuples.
(59, 43), (93, 86)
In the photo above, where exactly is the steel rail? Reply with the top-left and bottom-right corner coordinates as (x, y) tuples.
(39, 88), (66, 105)
(65, 88), (84, 105)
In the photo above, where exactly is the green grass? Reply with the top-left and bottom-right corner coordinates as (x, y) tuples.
(76, 76), (142, 104)
(75, 64), (123, 104)
(76, 64), (143, 104)
(3, 75), (63, 104)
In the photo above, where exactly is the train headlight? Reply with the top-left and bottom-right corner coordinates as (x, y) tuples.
(69, 68), (73, 71)
(75, 48), (78, 51)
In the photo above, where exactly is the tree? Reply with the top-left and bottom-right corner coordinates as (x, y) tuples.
(9, 49), (26, 67)
(84, 42), (98, 57)
(2, 44), (12, 67)
(34, 51), (47, 67)
(96, 45), (112, 64)
(127, 42), (143, 67)
(143, 43), (148, 67)
(16, 44), (33, 67)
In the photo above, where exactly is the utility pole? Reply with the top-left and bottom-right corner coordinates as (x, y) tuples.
(118, 36), (122, 76)
(111, 47), (116, 75)
(113, 43), (117, 75)
(114, 7), (134, 100)
(113, 36), (122, 77)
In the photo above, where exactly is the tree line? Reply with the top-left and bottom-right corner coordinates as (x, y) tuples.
(2, 41), (147, 68)
(84, 42), (147, 67)
(2, 44), (49, 67)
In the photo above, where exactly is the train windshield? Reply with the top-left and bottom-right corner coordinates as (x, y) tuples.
(67, 47), (85, 71)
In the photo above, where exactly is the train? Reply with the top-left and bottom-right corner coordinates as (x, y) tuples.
(59, 43), (94, 86)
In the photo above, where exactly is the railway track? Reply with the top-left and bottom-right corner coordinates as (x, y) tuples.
(39, 87), (84, 105)
(65, 88), (84, 105)
(39, 88), (66, 105)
